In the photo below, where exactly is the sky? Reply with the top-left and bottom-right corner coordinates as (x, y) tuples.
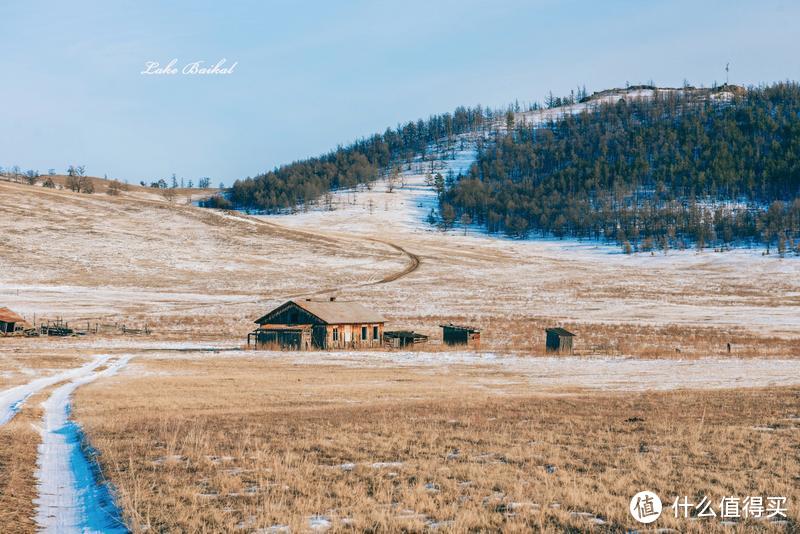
(1, 0), (798, 186)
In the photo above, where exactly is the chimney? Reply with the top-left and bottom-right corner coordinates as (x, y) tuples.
(329, 296), (336, 302)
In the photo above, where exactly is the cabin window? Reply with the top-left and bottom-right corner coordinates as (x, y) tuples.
(290, 311), (299, 324)
(373, 326), (379, 340)
(361, 326), (367, 340)
(333, 328), (339, 341)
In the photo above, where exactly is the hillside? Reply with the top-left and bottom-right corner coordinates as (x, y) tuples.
(445, 82), (800, 252)
(223, 82), (800, 254)
(221, 105), (490, 211)
(3, 171), (800, 351)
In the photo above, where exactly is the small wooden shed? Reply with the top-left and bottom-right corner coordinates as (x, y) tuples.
(440, 323), (481, 348)
(384, 330), (429, 348)
(545, 327), (575, 354)
(0, 307), (24, 335)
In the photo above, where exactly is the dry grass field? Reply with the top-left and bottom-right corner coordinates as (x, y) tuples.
(1, 173), (799, 531)
(73, 354), (800, 532)
(0, 389), (48, 533)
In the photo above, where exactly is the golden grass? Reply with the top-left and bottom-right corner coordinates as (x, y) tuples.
(376, 316), (800, 359)
(74, 358), (800, 532)
(0, 390), (48, 532)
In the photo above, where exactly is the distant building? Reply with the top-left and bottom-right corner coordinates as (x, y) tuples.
(440, 323), (481, 348)
(249, 298), (385, 350)
(384, 330), (429, 348)
(545, 327), (575, 354)
(0, 307), (25, 335)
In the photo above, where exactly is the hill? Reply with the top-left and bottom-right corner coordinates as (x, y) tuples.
(445, 82), (800, 253)
(223, 82), (800, 254)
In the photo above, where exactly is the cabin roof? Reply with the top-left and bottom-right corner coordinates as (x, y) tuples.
(0, 307), (24, 324)
(255, 299), (386, 325)
(546, 327), (575, 337)
(439, 323), (480, 333)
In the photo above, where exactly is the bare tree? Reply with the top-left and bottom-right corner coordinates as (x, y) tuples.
(80, 177), (94, 194)
(65, 165), (93, 193)
(106, 180), (122, 196)
(386, 165), (401, 193)
(66, 166), (81, 191)
(460, 212), (472, 235)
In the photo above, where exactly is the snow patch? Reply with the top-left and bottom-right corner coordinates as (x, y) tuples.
(308, 515), (332, 531)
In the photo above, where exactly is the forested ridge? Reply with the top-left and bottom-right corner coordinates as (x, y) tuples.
(211, 81), (800, 255)
(213, 106), (493, 211)
(443, 82), (800, 253)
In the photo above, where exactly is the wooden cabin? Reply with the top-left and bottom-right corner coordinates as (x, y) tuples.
(249, 298), (385, 350)
(440, 323), (481, 348)
(0, 307), (24, 335)
(545, 327), (575, 354)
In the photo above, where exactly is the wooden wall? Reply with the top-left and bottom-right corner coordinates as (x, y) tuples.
(323, 323), (383, 349)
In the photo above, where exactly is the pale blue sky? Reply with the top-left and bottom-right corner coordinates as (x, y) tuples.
(1, 0), (798, 185)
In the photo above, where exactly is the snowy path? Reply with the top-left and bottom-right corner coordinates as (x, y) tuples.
(0, 355), (111, 426)
(34, 355), (130, 533)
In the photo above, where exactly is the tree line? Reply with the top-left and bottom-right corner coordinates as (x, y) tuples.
(222, 105), (504, 211)
(441, 82), (800, 254)
(2, 164), (217, 201)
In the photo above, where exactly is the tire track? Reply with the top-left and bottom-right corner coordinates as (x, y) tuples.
(34, 355), (130, 533)
(0, 356), (112, 426)
(364, 238), (421, 284)
(218, 210), (422, 289)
